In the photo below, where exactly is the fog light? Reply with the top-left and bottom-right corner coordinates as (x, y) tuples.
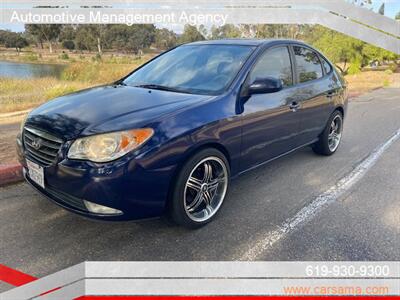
(83, 200), (122, 215)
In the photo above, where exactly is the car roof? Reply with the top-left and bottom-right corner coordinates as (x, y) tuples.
(185, 38), (308, 47)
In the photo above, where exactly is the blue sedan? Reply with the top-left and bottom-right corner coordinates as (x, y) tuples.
(17, 39), (348, 228)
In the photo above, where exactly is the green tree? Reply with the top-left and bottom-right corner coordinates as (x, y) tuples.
(62, 40), (75, 51)
(378, 3), (385, 15)
(395, 11), (400, 20)
(106, 25), (156, 54)
(362, 44), (398, 64)
(351, 0), (372, 7)
(0, 30), (8, 45)
(154, 28), (177, 50)
(311, 27), (364, 74)
(178, 25), (205, 44)
(307, 25), (398, 74)
(74, 25), (108, 53)
(89, 25), (107, 54)
(25, 25), (61, 53)
(0, 31), (29, 53)
(198, 25), (208, 38)
(235, 24), (306, 39)
(59, 25), (76, 41)
(210, 24), (241, 39)
(75, 26), (97, 51)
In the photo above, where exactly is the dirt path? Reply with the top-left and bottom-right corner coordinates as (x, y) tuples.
(0, 116), (23, 164)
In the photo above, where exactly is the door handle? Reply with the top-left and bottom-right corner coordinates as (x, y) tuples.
(289, 101), (300, 111)
(326, 91), (336, 98)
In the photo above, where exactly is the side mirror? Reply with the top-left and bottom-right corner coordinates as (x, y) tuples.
(248, 77), (283, 95)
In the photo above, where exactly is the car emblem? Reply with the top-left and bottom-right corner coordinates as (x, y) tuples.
(31, 138), (43, 150)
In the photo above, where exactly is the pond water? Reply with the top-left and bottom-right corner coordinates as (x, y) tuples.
(0, 60), (66, 79)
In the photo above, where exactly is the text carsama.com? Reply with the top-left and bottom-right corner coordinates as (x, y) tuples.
(10, 10), (228, 26)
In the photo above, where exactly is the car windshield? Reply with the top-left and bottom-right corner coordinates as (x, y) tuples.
(123, 44), (255, 95)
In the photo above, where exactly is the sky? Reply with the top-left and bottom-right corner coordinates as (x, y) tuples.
(1, 0), (399, 33)
(372, 0), (400, 18)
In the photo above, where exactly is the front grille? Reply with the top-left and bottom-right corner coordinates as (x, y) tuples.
(23, 126), (63, 167)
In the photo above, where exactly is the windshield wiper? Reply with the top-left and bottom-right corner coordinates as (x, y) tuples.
(134, 84), (188, 94)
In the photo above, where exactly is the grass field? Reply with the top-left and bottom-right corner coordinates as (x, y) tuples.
(346, 70), (397, 98)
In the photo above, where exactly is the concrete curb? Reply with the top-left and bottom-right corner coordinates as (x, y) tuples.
(0, 163), (23, 187)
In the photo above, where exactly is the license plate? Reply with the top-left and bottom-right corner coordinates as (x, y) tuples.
(26, 159), (45, 189)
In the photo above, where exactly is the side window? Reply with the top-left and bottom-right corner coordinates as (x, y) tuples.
(293, 46), (323, 83)
(320, 57), (332, 74)
(249, 46), (293, 87)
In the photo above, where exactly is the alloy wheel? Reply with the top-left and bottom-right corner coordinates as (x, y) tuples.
(184, 156), (228, 222)
(328, 114), (343, 152)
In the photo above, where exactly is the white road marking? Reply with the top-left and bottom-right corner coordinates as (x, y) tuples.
(240, 128), (400, 260)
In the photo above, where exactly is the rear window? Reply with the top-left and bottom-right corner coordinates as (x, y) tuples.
(320, 57), (332, 74)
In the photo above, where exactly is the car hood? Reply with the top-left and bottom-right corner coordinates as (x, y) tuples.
(26, 85), (212, 140)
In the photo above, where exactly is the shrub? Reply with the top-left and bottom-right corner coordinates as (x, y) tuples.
(61, 62), (136, 83)
(388, 63), (397, 72)
(106, 55), (118, 64)
(23, 53), (38, 62)
(62, 40), (75, 50)
(348, 61), (362, 75)
(383, 79), (390, 87)
(91, 53), (102, 62)
(45, 84), (77, 99)
(61, 62), (99, 82)
(59, 52), (69, 60)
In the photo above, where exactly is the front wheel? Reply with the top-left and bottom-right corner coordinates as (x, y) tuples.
(313, 110), (343, 156)
(169, 148), (230, 228)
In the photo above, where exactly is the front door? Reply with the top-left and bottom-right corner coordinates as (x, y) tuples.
(240, 46), (302, 172)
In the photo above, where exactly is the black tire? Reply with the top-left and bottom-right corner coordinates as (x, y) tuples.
(169, 148), (230, 229)
(313, 110), (343, 156)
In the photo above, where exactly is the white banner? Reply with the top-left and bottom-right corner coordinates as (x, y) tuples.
(0, 0), (399, 53)
(1, 262), (399, 299)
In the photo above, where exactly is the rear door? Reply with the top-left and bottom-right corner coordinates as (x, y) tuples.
(240, 46), (303, 171)
(291, 45), (336, 143)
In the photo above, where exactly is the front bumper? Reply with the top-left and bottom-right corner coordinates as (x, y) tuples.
(17, 134), (174, 221)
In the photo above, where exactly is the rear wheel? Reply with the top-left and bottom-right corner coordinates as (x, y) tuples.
(169, 148), (230, 228)
(313, 110), (343, 156)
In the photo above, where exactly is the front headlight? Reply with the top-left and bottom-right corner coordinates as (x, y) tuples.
(68, 128), (154, 163)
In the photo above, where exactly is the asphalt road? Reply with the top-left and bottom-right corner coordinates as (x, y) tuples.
(1, 88), (399, 292)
